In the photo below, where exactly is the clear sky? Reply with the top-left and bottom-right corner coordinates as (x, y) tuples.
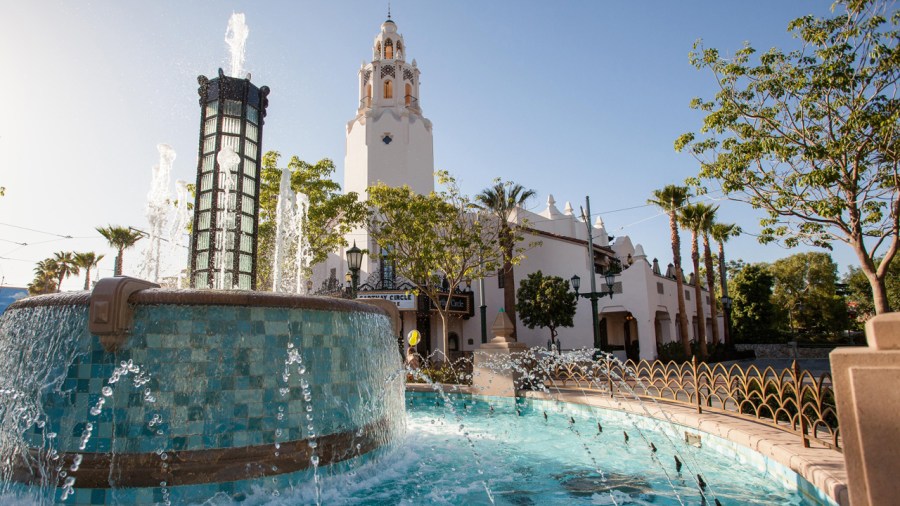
(0, 0), (866, 289)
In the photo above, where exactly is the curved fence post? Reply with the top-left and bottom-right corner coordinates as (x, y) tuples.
(692, 356), (702, 414)
(793, 360), (809, 448)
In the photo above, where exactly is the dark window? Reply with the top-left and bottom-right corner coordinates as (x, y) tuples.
(497, 269), (504, 288)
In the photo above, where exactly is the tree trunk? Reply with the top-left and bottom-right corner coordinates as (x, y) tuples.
(670, 213), (692, 358)
(115, 249), (123, 276)
(83, 268), (91, 291)
(717, 243), (731, 347)
(703, 236), (719, 347)
(503, 260), (517, 339)
(867, 271), (891, 314)
(851, 240), (893, 314)
(437, 310), (450, 364)
(692, 233), (707, 359)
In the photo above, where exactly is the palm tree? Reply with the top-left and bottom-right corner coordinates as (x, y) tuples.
(96, 226), (144, 276)
(680, 203), (717, 360)
(710, 222), (741, 346)
(475, 180), (536, 339)
(52, 251), (79, 292)
(698, 206), (721, 348)
(648, 185), (692, 358)
(74, 251), (105, 290)
(29, 258), (59, 295)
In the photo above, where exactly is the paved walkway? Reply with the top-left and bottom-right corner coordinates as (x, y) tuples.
(720, 358), (833, 376)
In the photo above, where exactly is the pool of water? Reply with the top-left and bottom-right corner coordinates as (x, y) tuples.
(176, 391), (829, 506)
(1, 389), (835, 505)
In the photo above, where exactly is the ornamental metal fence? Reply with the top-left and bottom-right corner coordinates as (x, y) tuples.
(548, 357), (840, 452)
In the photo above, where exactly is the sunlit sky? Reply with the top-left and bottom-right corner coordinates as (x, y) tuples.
(0, 0), (863, 289)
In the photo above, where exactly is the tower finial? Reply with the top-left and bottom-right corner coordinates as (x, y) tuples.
(387, 1), (391, 20)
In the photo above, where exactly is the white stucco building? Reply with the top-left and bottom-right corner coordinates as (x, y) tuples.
(320, 17), (720, 361)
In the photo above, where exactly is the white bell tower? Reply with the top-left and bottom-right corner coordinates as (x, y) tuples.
(341, 16), (435, 278)
(344, 17), (434, 199)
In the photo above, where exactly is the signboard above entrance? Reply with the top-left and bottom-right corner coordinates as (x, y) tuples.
(357, 291), (416, 310)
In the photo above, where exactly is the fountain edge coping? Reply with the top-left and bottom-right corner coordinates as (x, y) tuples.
(7, 289), (388, 316)
(406, 383), (848, 506)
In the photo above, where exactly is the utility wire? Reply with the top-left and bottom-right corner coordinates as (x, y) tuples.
(0, 222), (79, 239)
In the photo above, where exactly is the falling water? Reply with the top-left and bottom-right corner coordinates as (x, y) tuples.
(270, 169), (313, 294)
(272, 169), (296, 293)
(295, 192), (312, 294)
(143, 144), (175, 284)
(225, 13), (249, 78)
(217, 145), (240, 289)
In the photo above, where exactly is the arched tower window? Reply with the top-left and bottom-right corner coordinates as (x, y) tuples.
(375, 42), (381, 59)
(365, 84), (372, 107)
(384, 80), (393, 99)
(384, 39), (394, 59)
(405, 83), (412, 105)
(396, 41), (403, 59)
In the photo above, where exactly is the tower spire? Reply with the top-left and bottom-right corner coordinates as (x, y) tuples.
(387, 1), (391, 20)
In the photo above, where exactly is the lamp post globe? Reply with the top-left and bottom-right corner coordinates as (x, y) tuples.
(570, 274), (581, 294)
(346, 241), (363, 295)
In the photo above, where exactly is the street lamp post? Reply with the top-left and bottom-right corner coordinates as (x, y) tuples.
(346, 241), (363, 297)
(478, 276), (487, 344)
(570, 269), (617, 352)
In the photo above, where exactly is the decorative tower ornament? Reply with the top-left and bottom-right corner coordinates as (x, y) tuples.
(345, 17), (434, 198)
(341, 16), (435, 280)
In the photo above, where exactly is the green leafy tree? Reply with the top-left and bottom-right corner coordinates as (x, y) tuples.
(74, 251), (105, 290)
(367, 171), (515, 358)
(844, 256), (900, 321)
(648, 185), (693, 357)
(257, 151), (366, 290)
(730, 263), (779, 342)
(770, 252), (848, 339)
(52, 251), (79, 292)
(28, 258), (59, 295)
(515, 271), (577, 347)
(676, 0), (900, 314)
(680, 203), (716, 358)
(96, 225), (144, 276)
(475, 179), (537, 339)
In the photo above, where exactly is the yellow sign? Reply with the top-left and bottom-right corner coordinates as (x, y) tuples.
(407, 329), (421, 346)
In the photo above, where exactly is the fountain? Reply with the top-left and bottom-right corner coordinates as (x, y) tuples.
(0, 9), (845, 505)
(0, 284), (405, 504)
(142, 144), (176, 284)
(0, 284), (844, 505)
(271, 170), (312, 295)
(215, 146), (240, 290)
(224, 13), (249, 79)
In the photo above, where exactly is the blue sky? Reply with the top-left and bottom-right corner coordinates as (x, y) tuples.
(0, 1), (863, 288)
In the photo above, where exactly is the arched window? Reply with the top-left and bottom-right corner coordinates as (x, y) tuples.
(384, 80), (393, 99)
(405, 83), (412, 105)
(375, 42), (381, 59)
(365, 84), (372, 107)
(384, 39), (394, 59)
(396, 41), (403, 59)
